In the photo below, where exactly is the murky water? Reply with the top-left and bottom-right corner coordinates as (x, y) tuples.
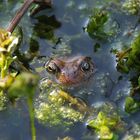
(0, 0), (140, 140)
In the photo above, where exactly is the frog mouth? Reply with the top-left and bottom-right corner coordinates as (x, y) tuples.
(55, 73), (94, 87)
(56, 75), (79, 86)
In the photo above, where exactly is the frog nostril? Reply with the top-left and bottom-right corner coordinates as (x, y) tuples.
(74, 71), (76, 74)
(61, 71), (65, 75)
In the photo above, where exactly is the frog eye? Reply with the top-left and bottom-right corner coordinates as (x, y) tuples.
(81, 61), (90, 72)
(45, 62), (59, 74)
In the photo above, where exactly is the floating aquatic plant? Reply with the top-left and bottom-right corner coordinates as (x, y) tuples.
(122, 0), (140, 15)
(115, 33), (140, 113)
(125, 96), (140, 113)
(86, 8), (119, 40)
(35, 89), (86, 127)
(126, 37), (140, 72)
(116, 33), (140, 74)
(87, 103), (124, 140)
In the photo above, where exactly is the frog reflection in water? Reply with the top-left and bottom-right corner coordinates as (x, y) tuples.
(45, 56), (95, 87)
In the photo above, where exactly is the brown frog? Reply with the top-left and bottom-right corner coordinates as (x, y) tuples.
(45, 56), (95, 86)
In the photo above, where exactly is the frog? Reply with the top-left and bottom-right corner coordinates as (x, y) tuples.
(44, 56), (95, 87)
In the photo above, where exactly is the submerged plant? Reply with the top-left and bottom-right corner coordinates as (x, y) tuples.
(31, 15), (61, 46)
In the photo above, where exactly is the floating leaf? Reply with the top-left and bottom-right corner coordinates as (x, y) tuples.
(99, 126), (113, 140)
(86, 9), (108, 40)
(125, 97), (140, 113)
(86, 8), (119, 40)
(87, 103), (124, 140)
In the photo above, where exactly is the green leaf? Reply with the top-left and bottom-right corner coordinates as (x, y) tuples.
(86, 9), (109, 40)
(8, 72), (39, 100)
(99, 126), (113, 140)
(125, 97), (140, 113)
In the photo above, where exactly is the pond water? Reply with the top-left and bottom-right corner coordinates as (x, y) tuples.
(0, 0), (140, 140)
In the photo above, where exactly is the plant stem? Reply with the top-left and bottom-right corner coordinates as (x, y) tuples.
(1, 54), (7, 78)
(7, 0), (34, 33)
(7, 0), (51, 33)
(0, 52), (6, 109)
(27, 96), (36, 140)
